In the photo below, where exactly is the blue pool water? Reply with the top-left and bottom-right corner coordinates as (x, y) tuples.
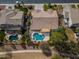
(0, 0), (79, 4)
(33, 33), (44, 41)
(9, 34), (18, 41)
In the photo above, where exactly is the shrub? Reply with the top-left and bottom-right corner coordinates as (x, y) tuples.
(0, 30), (5, 42)
(77, 5), (79, 8)
(20, 7), (28, 14)
(75, 28), (79, 32)
(49, 27), (67, 45)
(43, 4), (49, 11)
(71, 5), (76, 8)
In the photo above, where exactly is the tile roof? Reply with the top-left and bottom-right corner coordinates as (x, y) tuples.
(0, 9), (23, 30)
(70, 8), (79, 24)
(30, 10), (58, 30)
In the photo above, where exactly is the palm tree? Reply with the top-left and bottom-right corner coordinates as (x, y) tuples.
(21, 31), (30, 45)
(0, 30), (5, 42)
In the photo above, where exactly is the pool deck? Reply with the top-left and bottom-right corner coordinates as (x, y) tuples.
(5, 34), (22, 41)
(43, 36), (49, 42)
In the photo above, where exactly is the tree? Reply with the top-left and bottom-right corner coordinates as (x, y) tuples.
(0, 30), (5, 42)
(57, 5), (63, 9)
(71, 5), (76, 8)
(21, 32), (28, 44)
(48, 3), (52, 9)
(43, 4), (49, 11)
(21, 31), (30, 49)
(49, 27), (67, 45)
(53, 5), (58, 10)
(49, 27), (79, 55)
(21, 31), (30, 45)
(20, 7), (28, 14)
(69, 42), (79, 55)
(77, 5), (79, 8)
(14, 1), (28, 15)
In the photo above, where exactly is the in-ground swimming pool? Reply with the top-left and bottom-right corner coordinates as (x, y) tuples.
(9, 34), (18, 41)
(33, 32), (45, 42)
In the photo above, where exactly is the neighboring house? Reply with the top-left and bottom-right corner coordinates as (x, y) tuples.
(63, 7), (79, 27)
(0, 9), (23, 33)
(69, 8), (79, 39)
(70, 8), (79, 27)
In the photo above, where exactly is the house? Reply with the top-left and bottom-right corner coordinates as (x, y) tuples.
(70, 8), (79, 27)
(66, 7), (79, 41)
(7, 10), (23, 31)
(63, 7), (79, 27)
(70, 8), (79, 37)
(31, 10), (58, 31)
(30, 10), (58, 41)
(0, 9), (23, 33)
